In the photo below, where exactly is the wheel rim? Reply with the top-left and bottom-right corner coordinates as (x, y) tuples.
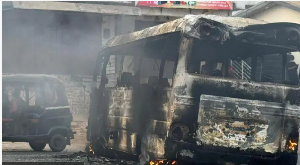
(54, 138), (62, 147)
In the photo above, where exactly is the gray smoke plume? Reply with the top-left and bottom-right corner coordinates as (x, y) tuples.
(3, 9), (102, 75)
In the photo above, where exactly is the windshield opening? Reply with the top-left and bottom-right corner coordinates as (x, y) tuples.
(188, 39), (299, 85)
(3, 81), (68, 109)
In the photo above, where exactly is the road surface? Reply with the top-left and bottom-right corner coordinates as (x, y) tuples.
(2, 117), (91, 163)
(3, 118), (300, 165)
(3, 144), (300, 165)
(2, 142), (137, 165)
(2, 117), (137, 165)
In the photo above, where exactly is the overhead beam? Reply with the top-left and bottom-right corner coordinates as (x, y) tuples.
(12, 1), (229, 17)
(233, 1), (277, 17)
(275, 1), (300, 13)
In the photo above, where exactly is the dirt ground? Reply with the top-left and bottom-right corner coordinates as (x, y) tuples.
(2, 114), (88, 152)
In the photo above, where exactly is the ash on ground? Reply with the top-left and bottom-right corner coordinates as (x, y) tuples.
(54, 151), (138, 165)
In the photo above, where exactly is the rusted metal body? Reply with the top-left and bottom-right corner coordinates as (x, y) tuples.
(88, 15), (300, 165)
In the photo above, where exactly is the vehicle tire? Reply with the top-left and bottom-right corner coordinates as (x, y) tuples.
(29, 141), (46, 151)
(49, 134), (67, 152)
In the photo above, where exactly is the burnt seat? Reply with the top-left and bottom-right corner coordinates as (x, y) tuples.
(148, 76), (159, 88)
(118, 72), (133, 87)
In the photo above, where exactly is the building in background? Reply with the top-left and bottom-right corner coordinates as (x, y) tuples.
(2, 1), (233, 114)
(233, 1), (300, 83)
(231, 1), (261, 15)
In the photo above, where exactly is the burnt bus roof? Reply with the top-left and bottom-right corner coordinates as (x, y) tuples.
(103, 14), (300, 53)
(2, 74), (63, 84)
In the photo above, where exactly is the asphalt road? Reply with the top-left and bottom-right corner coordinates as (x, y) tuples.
(2, 151), (75, 162)
(2, 151), (139, 165)
(2, 142), (137, 165)
(2, 143), (300, 165)
(3, 151), (300, 165)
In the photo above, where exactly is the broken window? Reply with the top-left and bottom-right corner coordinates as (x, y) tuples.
(139, 34), (179, 88)
(161, 34), (180, 87)
(230, 58), (253, 81)
(140, 57), (161, 87)
(105, 55), (117, 87)
(44, 82), (58, 107)
(116, 54), (140, 87)
(162, 60), (176, 87)
(188, 40), (226, 78)
(3, 81), (66, 109)
(4, 83), (27, 104)
(188, 39), (299, 85)
(28, 85), (41, 106)
(101, 34), (180, 88)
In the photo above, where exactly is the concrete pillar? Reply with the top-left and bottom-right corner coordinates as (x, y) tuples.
(102, 16), (116, 46)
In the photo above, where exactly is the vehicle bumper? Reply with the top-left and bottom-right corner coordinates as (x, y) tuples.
(165, 138), (292, 165)
(70, 130), (75, 139)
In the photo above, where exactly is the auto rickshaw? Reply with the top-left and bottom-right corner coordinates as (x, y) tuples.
(2, 74), (75, 152)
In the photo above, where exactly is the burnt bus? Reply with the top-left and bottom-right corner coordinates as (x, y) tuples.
(87, 15), (300, 165)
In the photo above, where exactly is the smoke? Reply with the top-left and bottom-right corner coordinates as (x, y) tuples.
(2, 9), (102, 75)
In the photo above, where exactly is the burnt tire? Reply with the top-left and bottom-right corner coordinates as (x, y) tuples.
(29, 141), (46, 151)
(49, 134), (67, 152)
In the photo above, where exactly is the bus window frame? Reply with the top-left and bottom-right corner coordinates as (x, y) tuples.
(97, 34), (181, 90)
(186, 38), (296, 85)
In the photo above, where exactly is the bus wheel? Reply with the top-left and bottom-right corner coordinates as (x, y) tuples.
(49, 134), (67, 152)
(29, 141), (46, 151)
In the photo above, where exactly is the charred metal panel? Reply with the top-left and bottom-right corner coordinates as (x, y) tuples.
(106, 87), (137, 130)
(142, 121), (168, 159)
(140, 89), (172, 160)
(155, 89), (172, 122)
(104, 15), (266, 48)
(107, 130), (137, 154)
(108, 87), (133, 117)
(104, 87), (138, 154)
(107, 116), (135, 130)
(173, 70), (300, 109)
(197, 95), (299, 154)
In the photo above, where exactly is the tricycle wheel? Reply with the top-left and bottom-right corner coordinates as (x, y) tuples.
(49, 134), (67, 152)
(29, 141), (46, 151)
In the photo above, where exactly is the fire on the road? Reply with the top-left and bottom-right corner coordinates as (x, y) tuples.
(89, 145), (95, 154)
(288, 140), (298, 151)
(149, 160), (176, 165)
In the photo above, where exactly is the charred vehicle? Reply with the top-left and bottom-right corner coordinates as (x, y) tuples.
(87, 15), (300, 165)
(2, 74), (74, 152)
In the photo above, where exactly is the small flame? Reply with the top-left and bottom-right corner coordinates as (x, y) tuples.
(149, 160), (177, 165)
(288, 140), (298, 151)
(89, 145), (95, 154)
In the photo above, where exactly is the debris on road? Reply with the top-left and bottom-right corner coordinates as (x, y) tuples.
(53, 151), (138, 165)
